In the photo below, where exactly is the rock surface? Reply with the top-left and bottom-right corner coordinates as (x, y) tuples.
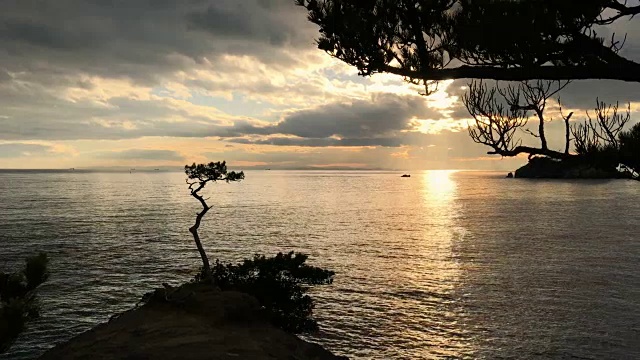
(38, 283), (347, 360)
(514, 156), (625, 179)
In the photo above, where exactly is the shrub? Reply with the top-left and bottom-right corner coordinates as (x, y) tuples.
(0, 253), (49, 353)
(573, 142), (620, 172)
(195, 252), (334, 334)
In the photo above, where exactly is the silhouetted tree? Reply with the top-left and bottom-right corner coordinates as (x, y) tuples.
(464, 80), (638, 177)
(0, 253), (49, 353)
(185, 161), (244, 278)
(572, 100), (631, 155)
(296, 0), (640, 87)
(297, 0), (639, 179)
(183, 164), (336, 334)
(572, 112), (640, 179)
(464, 80), (572, 159)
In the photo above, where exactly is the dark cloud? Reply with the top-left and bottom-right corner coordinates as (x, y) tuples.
(186, 1), (309, 47)
(218, 94), (445, 146)
(274, 95), (437, 138)
(0, 0), (315, 84)
(446, 77), (640, 115)
(0, 69), (11, 83)
(94, 149), (184, 161)
(556, 80), (640, 109)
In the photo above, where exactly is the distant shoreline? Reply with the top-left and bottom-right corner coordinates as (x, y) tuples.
(0, 168), (493, 173)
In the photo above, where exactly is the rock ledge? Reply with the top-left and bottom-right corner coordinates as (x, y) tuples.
(38, 283), (347, 360)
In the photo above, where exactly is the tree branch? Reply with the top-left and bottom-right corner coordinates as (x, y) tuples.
(490, 146), (572, 159)
(381, 63), (640, 82)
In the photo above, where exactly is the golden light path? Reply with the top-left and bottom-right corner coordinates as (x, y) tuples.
(408, 170), (474, 357)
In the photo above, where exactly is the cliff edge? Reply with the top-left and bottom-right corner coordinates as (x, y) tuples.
(38, 283), (347, 360)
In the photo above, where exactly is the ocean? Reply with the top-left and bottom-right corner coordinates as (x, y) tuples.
(1, 170), (639, 359)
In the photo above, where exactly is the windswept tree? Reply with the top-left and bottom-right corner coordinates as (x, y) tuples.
(185, 161), (244, 278)
(183, 164), (335, 334)
(296, 0), (640, 87)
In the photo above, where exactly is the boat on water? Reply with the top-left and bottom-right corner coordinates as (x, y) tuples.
(401, 174), (411, 178)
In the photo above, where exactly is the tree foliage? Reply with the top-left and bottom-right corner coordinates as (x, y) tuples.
(195, 252), (335, 334)
(296, 0), (640, 86)
(185, 161), (244, 277)
(0, 253), (49, 353)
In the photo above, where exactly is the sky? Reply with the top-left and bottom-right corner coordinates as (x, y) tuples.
(0, 0), (639, 171)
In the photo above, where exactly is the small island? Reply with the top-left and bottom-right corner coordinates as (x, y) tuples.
(513, 156), (636, 179)
(462, 82), (639, 181)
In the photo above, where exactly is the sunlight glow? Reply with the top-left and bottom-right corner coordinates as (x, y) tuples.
(421, 170), (457, 205)
(417, 119), (468, 134)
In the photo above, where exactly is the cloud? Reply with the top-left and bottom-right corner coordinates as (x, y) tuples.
(93, 149), (185, 161)
(217, 93), (446, 146)
(0, 0), (316, 84)
(0, 143), (56, 157)
(225, 136), (408, 147)
(201, 128), (500, 170)
(186, 1), (313, 49)
(0, 87), (232, 140)
(555, 80), (640, 109)
(1, 0), (638, 170)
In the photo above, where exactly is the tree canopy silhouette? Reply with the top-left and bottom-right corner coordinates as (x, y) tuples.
(296, 0), (640, 87)
(185, 161), (244, 278)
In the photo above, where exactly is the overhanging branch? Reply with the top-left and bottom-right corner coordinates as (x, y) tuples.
(381, 63), (640, 82)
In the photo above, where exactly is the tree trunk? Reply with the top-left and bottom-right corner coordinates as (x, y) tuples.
(189, 191), (212, 277)
(564, 112), (573, 155)
(535, 109), (548, 150)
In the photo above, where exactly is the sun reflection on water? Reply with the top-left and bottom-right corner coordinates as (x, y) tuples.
(421, 170), (458, 206)
(404, 170), (475, 358)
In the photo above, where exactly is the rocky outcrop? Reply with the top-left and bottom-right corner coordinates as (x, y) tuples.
(38, 283), (347, 360)
(514, 156), (626, 179)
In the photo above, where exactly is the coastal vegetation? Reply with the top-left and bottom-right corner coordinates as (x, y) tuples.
(463, 80), (640, 179)
(185, 162), (334, 333)
(0, 253), (49, 353)
(296, 0), (640, 179)
(36, 163), (338, 359)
